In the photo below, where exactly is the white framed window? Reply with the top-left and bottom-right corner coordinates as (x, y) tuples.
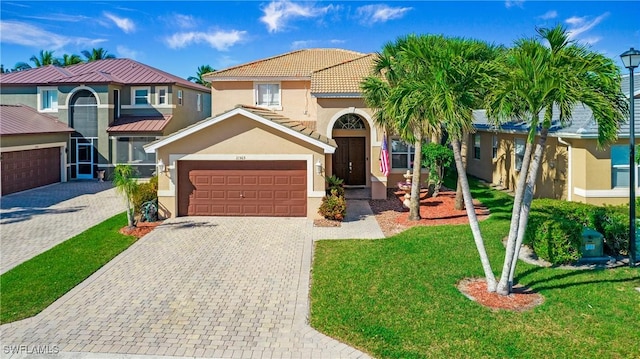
(254, 83), (281, 109)
(177, 90), (183, 106)
(515, 138), (526, 172)
(611, 145), (639, 188)
(131, 86), (150, 105)
(473, 134), (481, 159)
(156, 87), (168, 105)
(492, 135), (498, 159)
(197, 93), (202, 111)
(115, 136), (156, 164)
(38, 87), (58, 112)
(390, 138), (426, 170)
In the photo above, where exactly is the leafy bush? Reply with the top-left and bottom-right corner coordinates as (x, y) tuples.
(132, 176), (158, 216)
(319, 189), (347, 221)
(324, 175), (345, 197)
(421, 143), (454, 197)
(526, 219), (582, 264)
(527, 199), (631, 259)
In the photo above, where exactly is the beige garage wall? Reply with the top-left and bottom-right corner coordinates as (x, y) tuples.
(154, 114), (329, 218)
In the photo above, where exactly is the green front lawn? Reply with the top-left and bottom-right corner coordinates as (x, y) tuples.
(311, 183), (640, 358)
(0, 212), (137, 324)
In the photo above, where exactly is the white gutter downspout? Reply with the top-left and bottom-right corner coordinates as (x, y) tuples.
(558, 137), (571, 201)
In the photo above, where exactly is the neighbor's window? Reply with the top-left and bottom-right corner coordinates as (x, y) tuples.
(515, 138), (526, 171)
(39, 87), (58, 111)
(132, 87), (150, 105)
(177, 90), (183, 106)
(197, 93), (202, 111)
(492, 135), (498, 159)
(115, 137), (156, 164)
(611, 145), (638, 188)
(473, 134), (481, 159)
(157, 87), (167, 105)
(255, 83), (281, 108)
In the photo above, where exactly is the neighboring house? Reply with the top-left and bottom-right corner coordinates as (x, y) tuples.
(0, 104), (73, 195)
(146, 49), (422, 218)
(0, 58), (211, 193)
(467, 73), (640, 206)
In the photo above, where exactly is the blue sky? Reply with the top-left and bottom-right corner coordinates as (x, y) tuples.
(1, 1), (639, 80)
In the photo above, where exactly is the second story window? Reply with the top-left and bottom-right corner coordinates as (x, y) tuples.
(39, 87), (58, 111)
(132, 87), (150, 105)
(255, 83), (280, 109)
(157, 87), (167, 105)
(177, 90), (183, 106)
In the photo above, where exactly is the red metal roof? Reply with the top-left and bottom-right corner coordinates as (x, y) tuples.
(0, 58), (209, 92)
(106, 115), (173, 133)
(0, 104), (74, 135)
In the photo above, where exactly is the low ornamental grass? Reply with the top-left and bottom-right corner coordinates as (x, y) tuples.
(310, 181), (640, 358)
(0, 212), (136, 324)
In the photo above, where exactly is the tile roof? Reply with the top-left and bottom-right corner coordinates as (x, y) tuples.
(0, 104), (74, 136)
(107, 115), (173, 134)
(207, 49), (366, 79)
(311, 54), (375, 95)
(0, 58), (209, 92)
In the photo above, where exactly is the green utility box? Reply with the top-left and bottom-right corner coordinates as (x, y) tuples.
(581, 228), (604, 258)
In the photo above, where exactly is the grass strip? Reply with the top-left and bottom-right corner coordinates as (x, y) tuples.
(311, 179), (640, 358)
(1, 212), (137, 324)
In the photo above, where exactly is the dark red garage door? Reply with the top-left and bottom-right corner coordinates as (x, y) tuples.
(1, 147), (61, 195)
(178, 161), (307, 217)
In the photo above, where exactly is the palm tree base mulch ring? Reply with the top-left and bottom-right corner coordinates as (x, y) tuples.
(457, 278), (544, 312)
(119, 221), (163, 239)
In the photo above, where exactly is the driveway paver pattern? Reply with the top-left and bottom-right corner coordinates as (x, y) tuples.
(1, 181), (123, 274)
(2, 205), (381, 358)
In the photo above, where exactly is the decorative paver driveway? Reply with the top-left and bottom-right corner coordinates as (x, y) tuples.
(1, 214), (377, 358)
(0, 181), (123, 274)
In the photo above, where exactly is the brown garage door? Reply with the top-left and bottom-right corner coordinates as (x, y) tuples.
(1, 147), (61, 195)
(178, 161), (307, 217)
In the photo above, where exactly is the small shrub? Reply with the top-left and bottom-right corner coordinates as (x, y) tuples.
(421, 143), (453, 197)
(319, 189), (347, 221)
(528, 219), (582, 265)
(132, 176), (158, 216)
(324, 175), (345, 197)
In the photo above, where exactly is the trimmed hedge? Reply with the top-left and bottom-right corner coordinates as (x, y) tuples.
(132, 176), (158, 216)
(525, 199), (630, 264)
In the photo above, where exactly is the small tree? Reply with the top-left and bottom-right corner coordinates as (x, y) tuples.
(421, 143), (453, 197)
(112, 164), (138, 228)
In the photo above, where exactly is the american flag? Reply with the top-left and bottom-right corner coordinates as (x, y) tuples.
(380, 135), (390, 177)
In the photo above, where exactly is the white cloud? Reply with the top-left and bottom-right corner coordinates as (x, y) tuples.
(23, 14), (91, 22)
(104, 12), (136, 33)
(538, 10), (557, 20)
(0, 20), (106, 49)
(356, 4), (412, 25)
(579, 36), (602, 46)
(260, 0), (335, 33)
(565, 12), (609, 41)
(165, 30), (246, 50)
(116, 45), (139, 59)
(505, 0), (525, 8)
(174, 14), (197, 29)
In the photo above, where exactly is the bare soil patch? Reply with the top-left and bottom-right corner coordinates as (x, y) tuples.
(313, 218), (342, 227)
(457, 278), (544, 312)
(119, 221), (163, 239)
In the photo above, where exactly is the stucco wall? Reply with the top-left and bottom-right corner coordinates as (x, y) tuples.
(0, 86), (38, 108)
(0, 133), (70, 149)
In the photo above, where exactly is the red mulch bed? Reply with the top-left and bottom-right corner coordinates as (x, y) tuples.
(119, 221), (163, 239)
(457, 278), (544, 312)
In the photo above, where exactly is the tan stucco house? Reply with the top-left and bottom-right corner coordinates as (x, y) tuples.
(466, 73), (640, 206)
(146, 49), (426, 218)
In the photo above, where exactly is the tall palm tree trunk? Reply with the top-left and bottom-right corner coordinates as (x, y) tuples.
(496, 139), (534, 295)
(509, 127), (550, 284)
(452, 138), (497, 291)
(408, 132), (423, 221)
(455, 133), (468, 210)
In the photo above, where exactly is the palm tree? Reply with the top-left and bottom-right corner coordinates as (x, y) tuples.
(82, 48), (115, 62)
(13, 62), (32, 71)
(60, 54), (83, 66)
(486, 25), (627, 295)
(112, 164), (139, 228)
(28, 50), (61, 67)
(188, 65), (215, 87)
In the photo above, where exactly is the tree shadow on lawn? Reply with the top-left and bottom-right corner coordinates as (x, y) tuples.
(516, 265), (640, 292)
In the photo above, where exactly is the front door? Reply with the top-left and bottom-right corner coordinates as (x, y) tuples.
(333, 137), (366, 186)
(76, 140), (94, 179)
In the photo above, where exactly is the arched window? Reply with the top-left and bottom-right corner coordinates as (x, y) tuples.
(333, 114), (365, 130)
(70, 90), (98, 137)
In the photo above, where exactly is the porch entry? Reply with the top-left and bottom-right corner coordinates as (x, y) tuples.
(69, 89), (98, 180)
(70, 137), (97, 179)
(333, 137), (366, 186)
